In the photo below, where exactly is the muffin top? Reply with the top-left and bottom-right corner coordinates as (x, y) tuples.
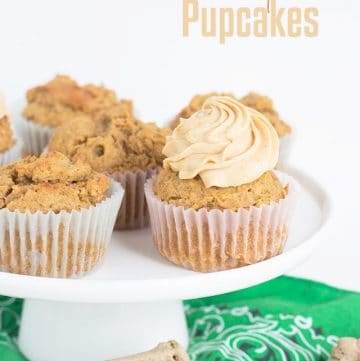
(0, 152), (110, 213)
(154, 168), (287, 210)
(170, 92), (291, 137)
(0, 95), (15, 153)
(22, 75), (118, 127)
(48, 104), (171, 173)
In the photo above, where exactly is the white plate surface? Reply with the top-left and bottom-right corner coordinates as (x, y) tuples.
(0, 168), (330, 303)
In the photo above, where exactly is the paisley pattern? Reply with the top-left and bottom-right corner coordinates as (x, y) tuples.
(0, 297), (22, 353)
(186, 305), (338, 361)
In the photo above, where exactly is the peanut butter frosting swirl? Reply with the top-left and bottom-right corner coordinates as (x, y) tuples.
(163, 96), (279, 188)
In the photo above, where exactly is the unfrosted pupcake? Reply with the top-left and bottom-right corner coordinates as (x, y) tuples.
(0, 151), (123, 277)
(20, 75), (119, 155)
(170, 92), (291, 137)
(0, 94), (23, 166)
(145, 96), (296, 272)
(48, 104), (170, 229)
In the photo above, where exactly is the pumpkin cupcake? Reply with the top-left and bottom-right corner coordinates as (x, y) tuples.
(145, 96), (296, 272)
(20, 75), (118, 156)
(0, 151), (123, 277)
(48, 104), (170, 230)
(0, 95), (23, 166)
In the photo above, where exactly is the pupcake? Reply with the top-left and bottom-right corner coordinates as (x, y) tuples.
(20, 75), (118, 156)
(0, 151), (123, 277)
(48, 104), (170, 230)
(0, 95), (23, 166)
(145, 96), (296, 272)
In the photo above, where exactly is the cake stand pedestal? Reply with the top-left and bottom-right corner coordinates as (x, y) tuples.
(19, 299), (188, 361)
(0, 168), (330, 361)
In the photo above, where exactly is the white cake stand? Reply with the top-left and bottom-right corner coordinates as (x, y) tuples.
(0, 168), (330, 361)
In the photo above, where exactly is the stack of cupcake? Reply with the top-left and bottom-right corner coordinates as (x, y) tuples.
(0, 75), (296, 278)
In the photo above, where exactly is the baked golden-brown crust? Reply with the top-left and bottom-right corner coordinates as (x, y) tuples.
(22, 75), (118, 127)
(0, 151), (110, 213)
(154, 168), (287, 210)
(49, 105), (171, 173)
(169, 92), (291, 137)
(0, 116), (15, 153)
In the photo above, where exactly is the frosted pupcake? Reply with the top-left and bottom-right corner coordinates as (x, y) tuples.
(0, 152), (123, 277)
(20, 75), (118, 155)
(145, 96), (296, 272)
(0, 95), (23, 166)
(48, 104), (170, 229)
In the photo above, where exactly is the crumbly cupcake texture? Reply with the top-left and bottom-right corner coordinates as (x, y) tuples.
(0, 116), (15, 153)
(0, 151), (110, 213)
(49, 104), (171, 173)
(154, 168), (287, 211)
(170, 92), (291, 137)
(22, 75), (118, 127)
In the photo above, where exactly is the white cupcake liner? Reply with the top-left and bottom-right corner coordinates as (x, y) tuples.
(145, 171), (297, 272)
(0, 180), (124, 278)
(16, 117), (54, 156)
(0, 137), (24, 166)
(110, 168), (157, 230)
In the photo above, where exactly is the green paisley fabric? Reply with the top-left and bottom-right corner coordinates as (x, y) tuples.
(186, 276), (360, 361)
(0, 276), (359, 361)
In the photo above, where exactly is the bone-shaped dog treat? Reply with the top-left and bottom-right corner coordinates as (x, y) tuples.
(110, 341), (189, 361)
(329, 338), (360, 361)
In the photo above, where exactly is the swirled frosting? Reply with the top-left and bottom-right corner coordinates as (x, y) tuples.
(163, 96), (279, 188)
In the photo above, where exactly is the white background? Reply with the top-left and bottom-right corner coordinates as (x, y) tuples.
(1, 0), (359, 291)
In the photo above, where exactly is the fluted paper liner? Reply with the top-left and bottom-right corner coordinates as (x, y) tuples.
(0, 181), (124, 278)
(0, 137), (23, 166)
(145, 171), (297, 272)
(110, 169), (157, 230)
(16, 118), (54, 156)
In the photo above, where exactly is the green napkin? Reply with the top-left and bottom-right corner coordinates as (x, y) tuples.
(0, 297), (24, 361)
(1, 276), (359, 361)
(185, 276), (360, 361)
